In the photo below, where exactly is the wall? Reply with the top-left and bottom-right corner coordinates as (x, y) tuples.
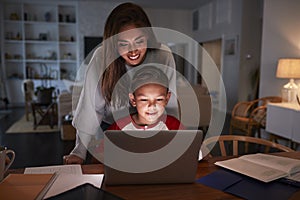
(0, 4), (5, 108)
(78, 1), (118, 63)
(77, 1), (192, 66)
(145, 8), (193, 37)
(191, 0), (262, 112)
(192, 0), (243, 111)
(239, 0), (262, 101)
(145, 8), (197, 84)
(260, 0), (300, 98)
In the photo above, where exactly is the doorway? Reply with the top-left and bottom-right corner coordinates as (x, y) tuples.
(202, 39), (222, 72)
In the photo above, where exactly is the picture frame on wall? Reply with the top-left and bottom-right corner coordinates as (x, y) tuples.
(224, 35), (238, 57)
(192, 10), (199, 31)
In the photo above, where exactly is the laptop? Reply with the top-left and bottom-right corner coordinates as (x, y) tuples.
(103, 130), (203, 185)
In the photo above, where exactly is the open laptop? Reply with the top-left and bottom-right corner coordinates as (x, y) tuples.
(103, 130), (203, 185)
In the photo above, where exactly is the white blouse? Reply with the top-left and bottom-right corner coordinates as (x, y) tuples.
(70, 44), (178, 160)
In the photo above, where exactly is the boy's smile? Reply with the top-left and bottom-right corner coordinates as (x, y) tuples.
(129, 83), (171, 125)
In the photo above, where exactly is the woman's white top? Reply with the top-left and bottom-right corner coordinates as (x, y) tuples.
(70, 44), (178, 160)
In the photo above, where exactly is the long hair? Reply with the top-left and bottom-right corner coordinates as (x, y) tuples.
(101, 2), (160, 106)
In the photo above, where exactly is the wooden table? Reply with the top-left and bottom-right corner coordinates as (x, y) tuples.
(81, 159), (237, 199)
(80, 152), (300, 200)
(9, 151), (300, 200)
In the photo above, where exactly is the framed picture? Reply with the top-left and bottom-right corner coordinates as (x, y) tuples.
(192, 10), (199, 31)
(224, 36), (238, 56)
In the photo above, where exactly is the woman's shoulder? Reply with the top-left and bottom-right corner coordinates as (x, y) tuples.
(146, 44), (173, 62)
(159, 44), (172, 52)
(93, 45), (104, 56)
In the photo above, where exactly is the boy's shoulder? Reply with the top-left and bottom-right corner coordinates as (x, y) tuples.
(165, 115), (185, 130)
(108, 115), (133, 130)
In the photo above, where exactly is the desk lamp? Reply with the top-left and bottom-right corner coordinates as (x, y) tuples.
(276, 58), (300, 103)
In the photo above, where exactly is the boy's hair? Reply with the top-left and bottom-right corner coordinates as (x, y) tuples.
(130, 66), (169, 93)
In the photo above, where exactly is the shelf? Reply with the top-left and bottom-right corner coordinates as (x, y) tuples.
(30, 78), (58, 81)
(25, 40), (58, 44)
(4, 20), (22, 24)
(4, 40), (23, 43)
(24, 21), (57, 25)
(5, 59), (23, 63)
(60, 60), (77, 63)
(1, 1), (79, 105)
(59, 22), (76, 26)
(25, 59), (58, 63)
(59, 41), (76, 44)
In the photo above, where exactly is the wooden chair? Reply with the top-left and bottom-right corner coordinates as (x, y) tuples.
(22, 79), (35, 121)
(201, 135), (294, 158)
(31, 87), (58, 130)
(229, 96), (282, 138)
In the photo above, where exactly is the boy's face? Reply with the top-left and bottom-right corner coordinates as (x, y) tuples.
(129, 83), (171, 125)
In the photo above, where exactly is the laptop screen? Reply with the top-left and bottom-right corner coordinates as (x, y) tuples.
(103, 130), (203, 185)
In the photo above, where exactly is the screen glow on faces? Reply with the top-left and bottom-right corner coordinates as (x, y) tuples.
(129, 83), (170, 125)
(117, 25), (148, 66)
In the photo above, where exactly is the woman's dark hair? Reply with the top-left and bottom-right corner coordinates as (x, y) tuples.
(101, 2), (161, 105)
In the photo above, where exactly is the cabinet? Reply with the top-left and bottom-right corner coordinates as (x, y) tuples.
(1, 1), (79, 105)
(266, 103), (300, 143)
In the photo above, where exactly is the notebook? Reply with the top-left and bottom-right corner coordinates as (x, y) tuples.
(103, 130), (203, 185)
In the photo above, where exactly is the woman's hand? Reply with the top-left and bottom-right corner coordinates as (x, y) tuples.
(63, 154), (84, 165)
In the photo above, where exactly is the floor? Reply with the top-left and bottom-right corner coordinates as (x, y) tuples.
(0, 107), (75, 169)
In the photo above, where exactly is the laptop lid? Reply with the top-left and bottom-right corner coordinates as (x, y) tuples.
(103, 130), (203, 185)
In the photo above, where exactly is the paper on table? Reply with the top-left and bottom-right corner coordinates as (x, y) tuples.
(287, 171), (300, 182)
(44, 174), (104, 199)
(24, 164), (82, 175)
(24, 165), (103, 198)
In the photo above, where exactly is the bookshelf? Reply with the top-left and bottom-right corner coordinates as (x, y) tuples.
(1, 1), (79, 105)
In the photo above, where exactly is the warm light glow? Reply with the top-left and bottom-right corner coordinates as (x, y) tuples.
(276, 58), (300, 103)
(276, 58), (300, 78)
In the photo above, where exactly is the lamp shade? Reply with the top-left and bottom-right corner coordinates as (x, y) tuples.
(276, 58), (300, 78)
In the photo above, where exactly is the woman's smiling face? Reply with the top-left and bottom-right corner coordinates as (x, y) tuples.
(117, 25), (148, 66)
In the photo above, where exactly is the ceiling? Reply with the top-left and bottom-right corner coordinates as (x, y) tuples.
(82, 0), (206, 10)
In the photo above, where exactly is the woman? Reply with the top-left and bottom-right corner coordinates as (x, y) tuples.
(63, 2), (178, 164)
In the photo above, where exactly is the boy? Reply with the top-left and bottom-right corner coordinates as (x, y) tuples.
(108, 65), (184, 130)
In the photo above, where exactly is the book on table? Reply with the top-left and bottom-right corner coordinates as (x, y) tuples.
(0, 173), (58, 200)
(215, 153), (300, 183)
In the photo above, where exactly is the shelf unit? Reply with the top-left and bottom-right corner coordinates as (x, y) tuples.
(1, 1), (79, 105)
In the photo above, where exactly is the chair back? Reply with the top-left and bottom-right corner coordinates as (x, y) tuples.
(202, 135), (294, 157)
(36, 87), (54, 104)
(22, 79), (34, 101)
(230, 96), (282, 137)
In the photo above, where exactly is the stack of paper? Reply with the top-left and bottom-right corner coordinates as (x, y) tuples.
(24, 164), (104, 199)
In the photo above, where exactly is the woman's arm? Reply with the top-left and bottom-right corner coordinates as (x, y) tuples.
(64, 47), (106, 164)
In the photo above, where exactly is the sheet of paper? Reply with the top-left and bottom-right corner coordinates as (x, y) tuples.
(44, 174), (104, 199)
(241, 153), (300, 174)
(287, 171), (300, 182)
(215, 158), (287, 182)
(24, 164), (82, 175)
